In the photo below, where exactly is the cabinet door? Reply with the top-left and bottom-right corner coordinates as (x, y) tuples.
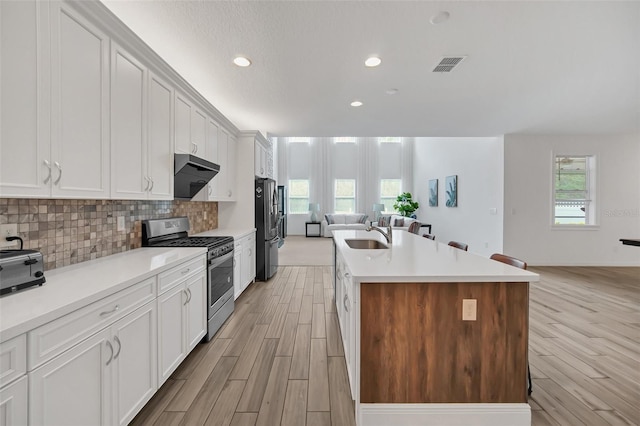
(254, 144), (265, 178)
(233, 250), (242, 300)
(110, 43), (147, 199)
(174, 93), (191, 154)
(226, 134), (237, 200)
(241, 234), (255, 290)
(0, 0), (51, 197)
(112, 302), (157, 426)
(249, 234), (256, 282)
(50, 3), (110, 198)
(212, 128), (228, 201)
(29, 328), (112, 426)
(148, 72), (174, 200)
(191, 108), (206, 158)
(185, 273), (207, 352)
(157, 285), (186, 385)
(0, 375), (28, 426)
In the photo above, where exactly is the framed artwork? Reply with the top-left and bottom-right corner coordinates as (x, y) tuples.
(445, 175), (457, 207)
(428, 179), (438, 206)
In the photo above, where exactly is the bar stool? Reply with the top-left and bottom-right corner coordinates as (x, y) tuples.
(448, 241), (468, 251)
(423, 234), (435, 240)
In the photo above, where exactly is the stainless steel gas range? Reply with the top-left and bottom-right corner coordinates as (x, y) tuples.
(142, 217), (234, 342)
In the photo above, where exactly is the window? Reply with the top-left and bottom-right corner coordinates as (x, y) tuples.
(289, 179), (309, 214)
(288, 137), (310, 143)
(380, 179), (402, 213)
(334, 137), (356, 144)
(378, 137), (401, 143)
(335, 179), (356, 213)
(553, 155), (596, 225)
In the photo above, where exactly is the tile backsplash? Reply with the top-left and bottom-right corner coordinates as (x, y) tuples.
(0, 198), (218, 271)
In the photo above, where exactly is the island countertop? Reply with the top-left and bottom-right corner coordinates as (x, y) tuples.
(333, 229), (539, 283)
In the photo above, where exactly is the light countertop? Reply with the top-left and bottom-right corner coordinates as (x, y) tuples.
(0, 247), (206, 342)
(193, 228), (256, 240)
(333, 229), (539, 283)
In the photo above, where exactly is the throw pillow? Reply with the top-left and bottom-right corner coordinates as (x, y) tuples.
(394, 218), (405, 227)
(357, 214), (368, 224)
(325, 214), (335, 224)
(378, 215), (391, 226)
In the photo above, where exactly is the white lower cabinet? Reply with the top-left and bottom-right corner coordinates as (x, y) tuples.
(232, 232), (256, 300)
(29, 302), (157, 426)
(0, 376), (28, 426)
(157, 271), (206, 385)
(335, 253), (356, 399)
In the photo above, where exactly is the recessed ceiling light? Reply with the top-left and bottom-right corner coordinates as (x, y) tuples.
(350, 101), (363, 107)
(386, 88), (399, 95)
(430, 11), (450, 25)
(233, 56), (251, 67)
(365, 57), (382, 67)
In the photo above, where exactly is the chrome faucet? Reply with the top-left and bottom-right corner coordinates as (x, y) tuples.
(365, 224), (393, 244)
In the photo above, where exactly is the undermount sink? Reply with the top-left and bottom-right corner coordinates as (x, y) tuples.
(345, 239), (388, 250)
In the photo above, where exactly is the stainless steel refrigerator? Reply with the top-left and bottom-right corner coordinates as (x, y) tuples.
(255, 178), (279, 281)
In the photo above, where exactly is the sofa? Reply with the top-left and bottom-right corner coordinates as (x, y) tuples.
(321, 213), (369, 237)
(376, 214), (421, 232)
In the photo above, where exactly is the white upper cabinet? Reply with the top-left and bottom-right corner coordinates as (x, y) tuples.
(110, 43), (147, 199)
(0, 1), (50, 197)
(147, 73), (174, 200)
(210, 129), (237, 202)
(110, 45), (174, 201)
(174, 92), (207, 157)
(50, 2), (110, 198)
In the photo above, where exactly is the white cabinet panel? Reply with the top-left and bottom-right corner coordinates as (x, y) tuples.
(0, 334), (26, 388)
(112, 303), (157, 426)
(174, 93), (191, 155)
(110, 43), (147, 199)
(0, 0), (50, 197)
(29, 329), (112, 426)
(157, 285), (185, 385)
(233, 249), (242, 300)
(50, 3), (110, 198)
(147, 72), (174, 200)
(192, 109), (206, 158)
(0, 375), (28, 426)
(185, 273), (207, 352)
(227, 134), (237, 200)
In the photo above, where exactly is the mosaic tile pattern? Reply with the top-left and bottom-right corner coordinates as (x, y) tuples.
(0, 198), (218, 271)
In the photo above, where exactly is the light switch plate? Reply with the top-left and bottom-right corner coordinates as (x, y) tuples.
(462, 299), (477, 321)
(0, 224), (19, 248)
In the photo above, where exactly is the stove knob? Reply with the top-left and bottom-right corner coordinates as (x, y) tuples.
(35, 271), (43, 278)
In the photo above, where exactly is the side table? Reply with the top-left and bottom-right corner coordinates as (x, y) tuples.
(305, 222), (321, 237)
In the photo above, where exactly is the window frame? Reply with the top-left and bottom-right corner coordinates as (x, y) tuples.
(551, 153), (598, 228)
(288, 179), (310, 215)
(334, 137), (356, 144)
(334, 179), (356, 213)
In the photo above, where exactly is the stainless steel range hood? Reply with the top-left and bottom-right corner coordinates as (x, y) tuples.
(174, 154), (220, 200)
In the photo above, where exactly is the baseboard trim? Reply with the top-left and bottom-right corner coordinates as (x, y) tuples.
(359, 403), (531, 426)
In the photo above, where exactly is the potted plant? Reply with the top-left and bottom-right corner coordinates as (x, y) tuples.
(393, 192), (419, 217)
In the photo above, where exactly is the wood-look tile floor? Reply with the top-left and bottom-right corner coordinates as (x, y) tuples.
(131, 265), (640, 426)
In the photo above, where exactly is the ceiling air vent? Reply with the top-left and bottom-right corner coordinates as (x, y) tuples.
(432, 56), (467, 73)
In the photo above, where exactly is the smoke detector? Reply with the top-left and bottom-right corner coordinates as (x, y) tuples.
(432, 56), (467, 73)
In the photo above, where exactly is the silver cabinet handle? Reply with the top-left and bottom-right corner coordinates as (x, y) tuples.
(100, 304), (120, 318)
(54, 162), (63, 185)
(208, 185), (212, 195)
(191, 142), (197, 154)
(106, 340), (114, 366)
(228, 190), (232, 197)
(194, 144), (198, 154)
(113, 336), (121, 360)
(144, 176), (150, 191)
(43, 160), (52, 184)
(187, 288), (192, 303)
(181, 268), (190, 275)
(343, 294), (349, 312)
(183, 289), (189, 305)
(149, 178), (154, 191)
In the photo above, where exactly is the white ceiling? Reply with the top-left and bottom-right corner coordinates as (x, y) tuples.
(102, 0), (640, 137)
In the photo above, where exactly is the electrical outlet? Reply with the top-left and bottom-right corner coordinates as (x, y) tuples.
(462, 299), (477, 321)
(0, 224), (19, 248)
(117, 216), (126, 232)
(204, 211), (207, 220)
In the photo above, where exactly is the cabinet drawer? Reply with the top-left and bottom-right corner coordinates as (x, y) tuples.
(28, 278), (156, 370)
(157, 255), (206, 295)
(0, 334), (27, 387)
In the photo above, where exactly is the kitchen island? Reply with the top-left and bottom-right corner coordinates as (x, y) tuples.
(332, 229), (539, 426)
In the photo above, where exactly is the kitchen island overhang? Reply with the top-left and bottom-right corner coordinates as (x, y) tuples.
(332, 229), (540, 426)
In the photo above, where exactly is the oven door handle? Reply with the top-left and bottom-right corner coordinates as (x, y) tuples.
(209, 250), (233, 268)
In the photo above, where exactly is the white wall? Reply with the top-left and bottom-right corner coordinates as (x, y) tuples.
(413, 137), (505, 258)
(503, 133), (640, 266)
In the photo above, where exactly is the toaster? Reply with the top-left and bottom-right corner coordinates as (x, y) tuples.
(0, 249), (46, 296)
